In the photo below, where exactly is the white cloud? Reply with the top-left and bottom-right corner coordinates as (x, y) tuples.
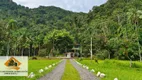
(13, 0), (107, 13)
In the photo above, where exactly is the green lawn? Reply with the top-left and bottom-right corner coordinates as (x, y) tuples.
(62, 60), (80, 80)
(0, 59), (60, 80)
(78, 59), (142, 80)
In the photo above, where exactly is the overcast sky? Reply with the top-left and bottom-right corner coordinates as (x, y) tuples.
(13, 0), (107, 13)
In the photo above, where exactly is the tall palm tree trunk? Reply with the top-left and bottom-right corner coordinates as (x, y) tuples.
(7, 40), (10, 56)
(29, 48), (30, 57)
(21, 48), (24, 56)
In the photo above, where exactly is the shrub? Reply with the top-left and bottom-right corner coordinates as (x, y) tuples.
(53, 49), (60, 56)
(96, 50), (110, 60)
(79, 57), (83, 61)
(92, 55), (99, 63)
(32, 56), (37, 60)
(38, 49), (47, 57)
(132, 62), (141, 68)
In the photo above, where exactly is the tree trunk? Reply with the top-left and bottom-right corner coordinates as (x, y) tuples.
(21, 48), (24, 56)
(137, 41), (142, 62)
(6, 42), (10, 60)
(139, 53), (142, 62)
(130, 59), (132, 68)
(135, 23), (141, 62)
(65, 47), (67, 53)
(52, 40), (54, 57)
(38, 43), (40, 55)
(127, 56), (132, 67)
(7, 40), (10, 56)
(108, 53), (110, 59)
(117, 15), (120, 25)
(80, 46), (82, 57)
(29, 48), (30, 57)
(29, 44), (32, 56)
(34, 48), (36, 56)
(14, 48), (16, 56)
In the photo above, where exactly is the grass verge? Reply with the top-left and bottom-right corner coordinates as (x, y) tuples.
(0, 59), (60, 80)
(78, 59), (142, 80)
(62, 60), (80, 80)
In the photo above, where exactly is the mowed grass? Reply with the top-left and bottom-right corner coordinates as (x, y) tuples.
(78, 59), (142, 80)
(62, 60), (80, 80)
(0, 59), (60, 80)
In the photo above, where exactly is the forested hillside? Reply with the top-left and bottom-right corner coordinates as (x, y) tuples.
(80, 0), (142, 63)
(0, 0), (142, 63)
(0, 0), (86, 56)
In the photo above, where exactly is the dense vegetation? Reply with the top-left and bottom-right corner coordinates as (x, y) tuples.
(0, 0), (82, 57)
(0, 0), (142, 64)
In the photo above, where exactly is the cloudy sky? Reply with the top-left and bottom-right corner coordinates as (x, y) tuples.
(13, 0), (107, 13)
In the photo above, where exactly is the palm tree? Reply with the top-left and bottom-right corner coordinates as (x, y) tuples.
(127, 8), (142, 62)
(83, 25), (97, 60)
(6, 19), (17, 56)
(17, 28), (29, 56)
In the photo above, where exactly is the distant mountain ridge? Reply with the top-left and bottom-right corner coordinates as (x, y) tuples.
(0, 0), (80, 28)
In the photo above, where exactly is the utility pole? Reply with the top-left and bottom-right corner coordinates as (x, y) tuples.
(90, 37), (93, 60)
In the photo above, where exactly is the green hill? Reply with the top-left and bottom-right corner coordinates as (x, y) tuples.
(0, 0), (142, 61)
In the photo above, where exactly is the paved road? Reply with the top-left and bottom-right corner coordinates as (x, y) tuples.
(70, 59), (100, 80)
(39, 59), (66, 80)
(39, 59), (99, 80)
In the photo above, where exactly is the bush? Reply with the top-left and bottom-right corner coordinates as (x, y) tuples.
(53, 49), (60, 56)
(132, 62), (141, 68)
(32, 56), (37, 60)
(38, 49), (47, 57)
(96, 50), (110, 60)
(79, 57), (83, 61)
(118, 55), (126, 60)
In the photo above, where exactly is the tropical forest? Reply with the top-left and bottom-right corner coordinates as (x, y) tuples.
(0, 0), (142, 80)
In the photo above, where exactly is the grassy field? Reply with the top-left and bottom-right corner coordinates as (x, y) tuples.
(62, 60), (80, 80)
(0, 59), (60, 80)
(78, 59), (142, 80)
